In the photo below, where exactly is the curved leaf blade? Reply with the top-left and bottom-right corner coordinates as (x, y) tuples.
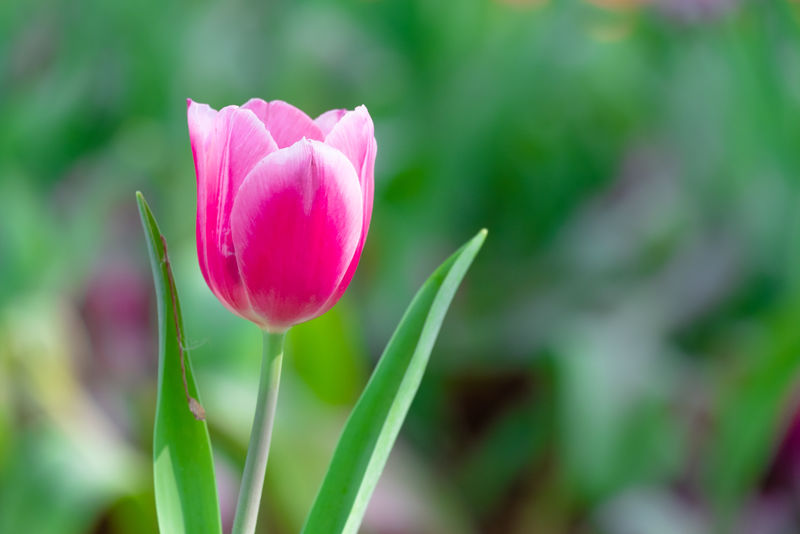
(302, 229), (487, 534)
(137, 192), (222, 534)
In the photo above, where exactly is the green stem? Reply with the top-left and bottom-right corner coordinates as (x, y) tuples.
(231, 330), (286, 534)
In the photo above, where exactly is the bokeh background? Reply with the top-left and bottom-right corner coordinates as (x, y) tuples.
(3, 1), (800, 533)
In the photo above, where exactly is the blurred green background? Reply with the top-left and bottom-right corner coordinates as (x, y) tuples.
(3, 0), (800, 533)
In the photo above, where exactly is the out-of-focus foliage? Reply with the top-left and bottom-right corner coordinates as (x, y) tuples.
(2, 0), (800, 533)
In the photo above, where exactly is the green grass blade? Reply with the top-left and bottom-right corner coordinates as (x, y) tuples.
(301, 229), (487, 534)
(136, 192), (222, 534)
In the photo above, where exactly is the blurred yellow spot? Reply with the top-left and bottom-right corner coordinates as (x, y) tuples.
(590, 20), (634, 42)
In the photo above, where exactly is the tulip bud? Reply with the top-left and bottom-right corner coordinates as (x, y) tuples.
(187, 98), (376, 331)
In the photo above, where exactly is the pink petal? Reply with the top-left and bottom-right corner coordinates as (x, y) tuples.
(189, 100), (279, 321)
(314, 108), (347, 137)
(230, 139), (363, 330)
(242, 98), (324, 148)
(324, 105), (376, 196)
(320, 105), (377, 311)
(187, 99), (218, 159)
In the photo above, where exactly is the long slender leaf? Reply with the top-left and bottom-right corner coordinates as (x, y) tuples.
(137, 192), (222, 534)
(302, 229), (487, 534)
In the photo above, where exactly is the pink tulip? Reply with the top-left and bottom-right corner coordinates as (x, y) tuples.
(187, 98), (376, 331)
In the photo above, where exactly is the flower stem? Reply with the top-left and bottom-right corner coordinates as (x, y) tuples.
(231, 330), (286, 534)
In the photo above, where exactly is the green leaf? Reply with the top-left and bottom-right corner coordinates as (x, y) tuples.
(705, 298), (800, 523)
(301, 229), (487, 534)
(136, 192), (222, 534)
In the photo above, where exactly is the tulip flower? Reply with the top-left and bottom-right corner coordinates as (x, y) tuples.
(187, 97), (376, 534)
(139, 94), (478, 534)
(188, 98), (376, 332)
